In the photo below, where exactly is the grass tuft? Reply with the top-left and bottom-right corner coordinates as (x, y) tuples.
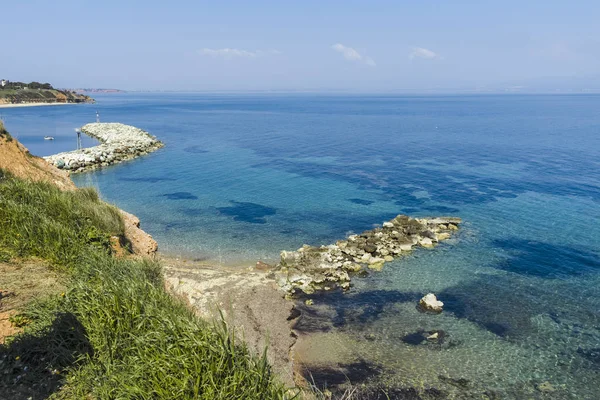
(0, 169), (290, 399)
(0, 120), (12, 141)
(0, 170), (123, 269)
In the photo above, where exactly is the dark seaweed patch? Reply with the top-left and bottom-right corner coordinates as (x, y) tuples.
(302, 359), (383, 387)
(481, 322), (510, 337)
(348, 198), (374, 205)
(491, 239), (600, 279)
(438, 276), (547, 339)
(162, 192), (198, 200)
(402, 331), (427, 345)
(293, 290), (423, 334)
(577, 347), (600, 367)
(120, 176), (177, 183)
(183, 145), (209, 154)
(216, 201), (276, 224)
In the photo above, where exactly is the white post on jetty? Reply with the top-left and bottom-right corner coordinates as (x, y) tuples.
(75, 128), (82, 150)
(96, 111), (100, 123)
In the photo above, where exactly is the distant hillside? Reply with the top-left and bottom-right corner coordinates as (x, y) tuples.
(0, 80), (94, 105)
(73, 88), (125, 93)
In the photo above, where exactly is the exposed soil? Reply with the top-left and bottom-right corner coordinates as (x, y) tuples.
(0, 133), (157, 259)
(0, 261), (65, 344)
(163, 258), (299, 387)
(0, 135), (75, 191)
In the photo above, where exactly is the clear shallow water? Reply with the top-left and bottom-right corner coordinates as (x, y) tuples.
(2, 93), (600, 397)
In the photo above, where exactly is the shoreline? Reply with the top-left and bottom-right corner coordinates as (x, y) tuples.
(0, 102), (79, 108)
(158, 214), (462, 392)
(161, 256), (299, 386)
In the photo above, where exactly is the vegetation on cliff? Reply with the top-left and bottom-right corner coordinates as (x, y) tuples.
(0, 121), (11, 141)
(0, 133), (289, 399)
(0, 81), (93, 104)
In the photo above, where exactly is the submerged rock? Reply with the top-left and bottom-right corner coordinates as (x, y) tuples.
(270, 214), (461, 295)
(536, 381), (556, 393)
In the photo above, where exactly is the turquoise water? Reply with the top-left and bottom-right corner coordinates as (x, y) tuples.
(2, 94), (600, 397)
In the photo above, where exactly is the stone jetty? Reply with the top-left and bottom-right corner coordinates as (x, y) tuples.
(269, 215), (461, 296)
(44, 123), (164, 173)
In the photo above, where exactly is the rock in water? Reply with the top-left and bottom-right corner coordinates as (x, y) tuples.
(419, 293), (444, 313)
(270, 214), (461, 296)
(44, 123), (164, 173)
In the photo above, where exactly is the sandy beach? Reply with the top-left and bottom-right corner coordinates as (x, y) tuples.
(0, 102), (76, 108)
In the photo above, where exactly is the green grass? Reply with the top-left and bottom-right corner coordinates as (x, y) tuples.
(0, 169), (291, 399)
(0, 170), (123, 268)
(0, 121), (12, 141)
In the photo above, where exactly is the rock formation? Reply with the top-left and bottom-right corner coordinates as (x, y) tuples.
(269, 215), (461, 296)
(44, 123), (164, 173)
(419, 293), (444, 313)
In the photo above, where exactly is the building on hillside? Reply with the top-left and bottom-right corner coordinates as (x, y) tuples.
(0, 79), (6, 87)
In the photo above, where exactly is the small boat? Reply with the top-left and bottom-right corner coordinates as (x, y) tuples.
(44, 136), (55, 140)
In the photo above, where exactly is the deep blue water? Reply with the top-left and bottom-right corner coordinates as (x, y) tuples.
(2, 93), (600, 397)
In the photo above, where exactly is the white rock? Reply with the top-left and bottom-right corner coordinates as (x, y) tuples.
(368, 257), (385, 264)
(436, 232), (451, 241)
(419, 237), (434, 248)
(419, 293), (444, 313)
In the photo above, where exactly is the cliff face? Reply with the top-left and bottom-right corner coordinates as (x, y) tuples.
(0, 124), (75, 190)
(0, 123), (157, 257)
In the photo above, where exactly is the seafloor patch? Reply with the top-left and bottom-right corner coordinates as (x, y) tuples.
(120, 176), (177, 183)
(348, 198), (374, 205)
(183, 145), (209, 154)
(216, 201), (276, 224)
(161, 192), (199, 200)
(491, 238), (600, 279)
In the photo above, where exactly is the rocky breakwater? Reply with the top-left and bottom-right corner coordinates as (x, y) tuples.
(44, 123), (164, 173)
(269, 215), (461, 296)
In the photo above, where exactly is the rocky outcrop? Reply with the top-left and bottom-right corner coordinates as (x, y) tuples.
(419, 293), (444, 313)
(120, 210), (158, 258)
(44, 123), (164, 173)
(270, 215), (461, 296)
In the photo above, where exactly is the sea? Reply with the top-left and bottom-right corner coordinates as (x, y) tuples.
(2, 93), (599, 398)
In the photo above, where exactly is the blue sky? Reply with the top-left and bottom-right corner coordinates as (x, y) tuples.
(3, 1), (600, 92)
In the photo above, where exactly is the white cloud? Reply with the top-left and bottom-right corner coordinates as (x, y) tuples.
(331, 43), (376, 67)
(198, 48), (280, 59)
(409, 47), (440, 60)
